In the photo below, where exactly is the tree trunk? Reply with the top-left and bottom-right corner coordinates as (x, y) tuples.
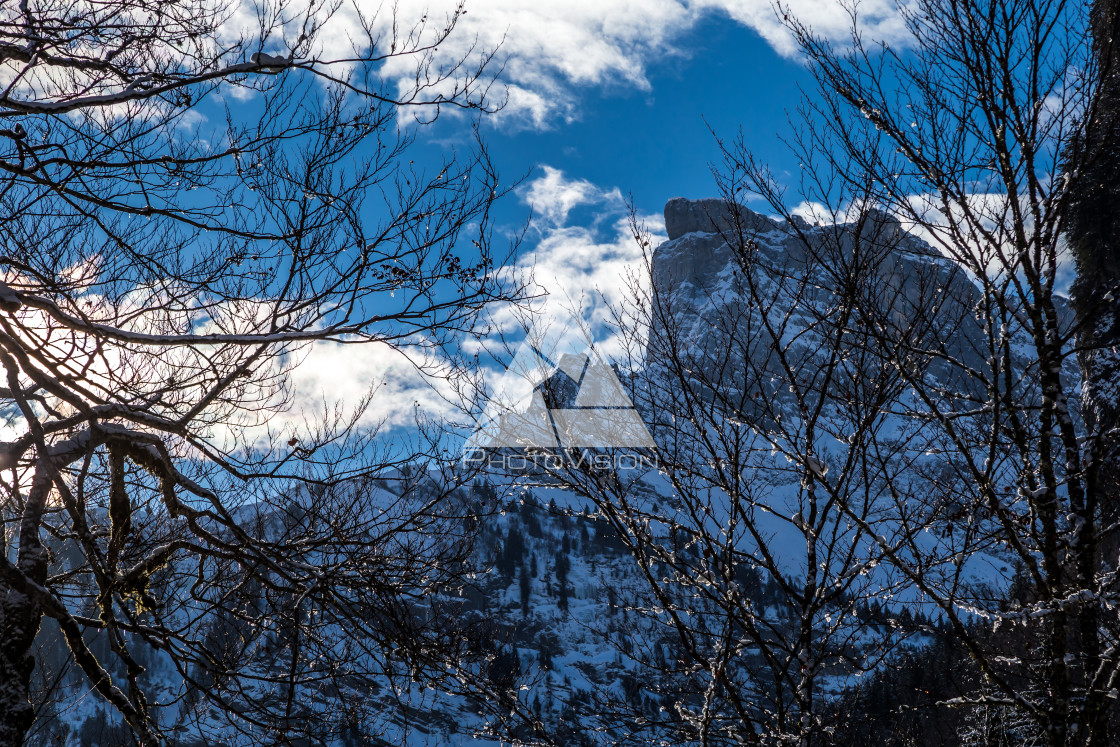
(1071, 0), (1120, 516)
(1068, 2), (1120, 744)
(0, 587), (42, 746)
(0, 467), (51, 746)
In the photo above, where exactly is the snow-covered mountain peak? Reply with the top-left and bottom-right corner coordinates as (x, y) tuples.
(663, 196), (783, 240)
(650, 198), (991, 376)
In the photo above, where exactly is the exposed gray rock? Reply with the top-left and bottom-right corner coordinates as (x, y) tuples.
(663, 197), (779, 241)
(649, 198), (1011, 400)
(650, 229), (736, 296)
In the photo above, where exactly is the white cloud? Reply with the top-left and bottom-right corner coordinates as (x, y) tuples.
(462, 167), (664, 444)
(490, 167), (665, 356)
(0, 265), (466, 455)
(284, 340), (462, 431)
(2, 0), (908, 130)
(698, 0), (908, 58)
(521, 166), (624, 226)
(252, 0), (910, 128)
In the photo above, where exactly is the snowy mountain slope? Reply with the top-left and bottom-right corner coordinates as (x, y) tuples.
(27, 476), (927, 746)
(27, 198), (1071, 745)
(642, 197), (1078, 582)
(461, 198), (1066, 743)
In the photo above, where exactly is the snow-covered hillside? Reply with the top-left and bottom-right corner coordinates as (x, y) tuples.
(30, 198), (1054, 746)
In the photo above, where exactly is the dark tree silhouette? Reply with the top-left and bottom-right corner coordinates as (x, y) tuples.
(530, 0), (1120, 742)
(1068, 0), (1120, 537)
(0, 1), (524, 744)
(520, 561), (532, 616)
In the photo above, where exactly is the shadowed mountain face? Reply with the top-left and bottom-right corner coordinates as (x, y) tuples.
(30, 199), (1084, 746)
(656, 198), (961, 336)
(650, 198), (1075, 405)
(655, 200), (969, 397)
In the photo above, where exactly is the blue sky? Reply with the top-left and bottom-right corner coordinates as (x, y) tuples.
(402, 5), (826, 237)
(279, 0), (908, 430)
(466, 13), (813, 219)
(393, 5), (834, 342)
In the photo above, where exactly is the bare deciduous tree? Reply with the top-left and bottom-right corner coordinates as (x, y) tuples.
(541, 190), (962, 745)
(0, 1), (523, 744)
(528, 0), (1120, 743)
(765, 0), (1120, 741)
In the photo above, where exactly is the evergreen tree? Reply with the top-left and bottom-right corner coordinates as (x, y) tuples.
(556, 551), (571, 614)
(500, 521), (526, 579)
(519, 563), (532, 616)
(521, 491), (538, 514)
(493, 539), (509, 578)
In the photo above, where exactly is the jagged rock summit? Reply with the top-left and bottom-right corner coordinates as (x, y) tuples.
(663, 196), (781, 240)
(655, 198), (800, 297)
(650, 197), (1005, 383)
(655, 197), (941, 296)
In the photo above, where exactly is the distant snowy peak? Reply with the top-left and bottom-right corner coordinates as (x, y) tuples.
(663, 197), (788, 241)
(656, 197), (943, 294)
(648, 197), (1000, 396)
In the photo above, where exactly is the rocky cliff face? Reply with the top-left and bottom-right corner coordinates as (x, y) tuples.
(655, 198), (949, 320)
(662, 196), (787, 241)
(650, 198), (1015, 394)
